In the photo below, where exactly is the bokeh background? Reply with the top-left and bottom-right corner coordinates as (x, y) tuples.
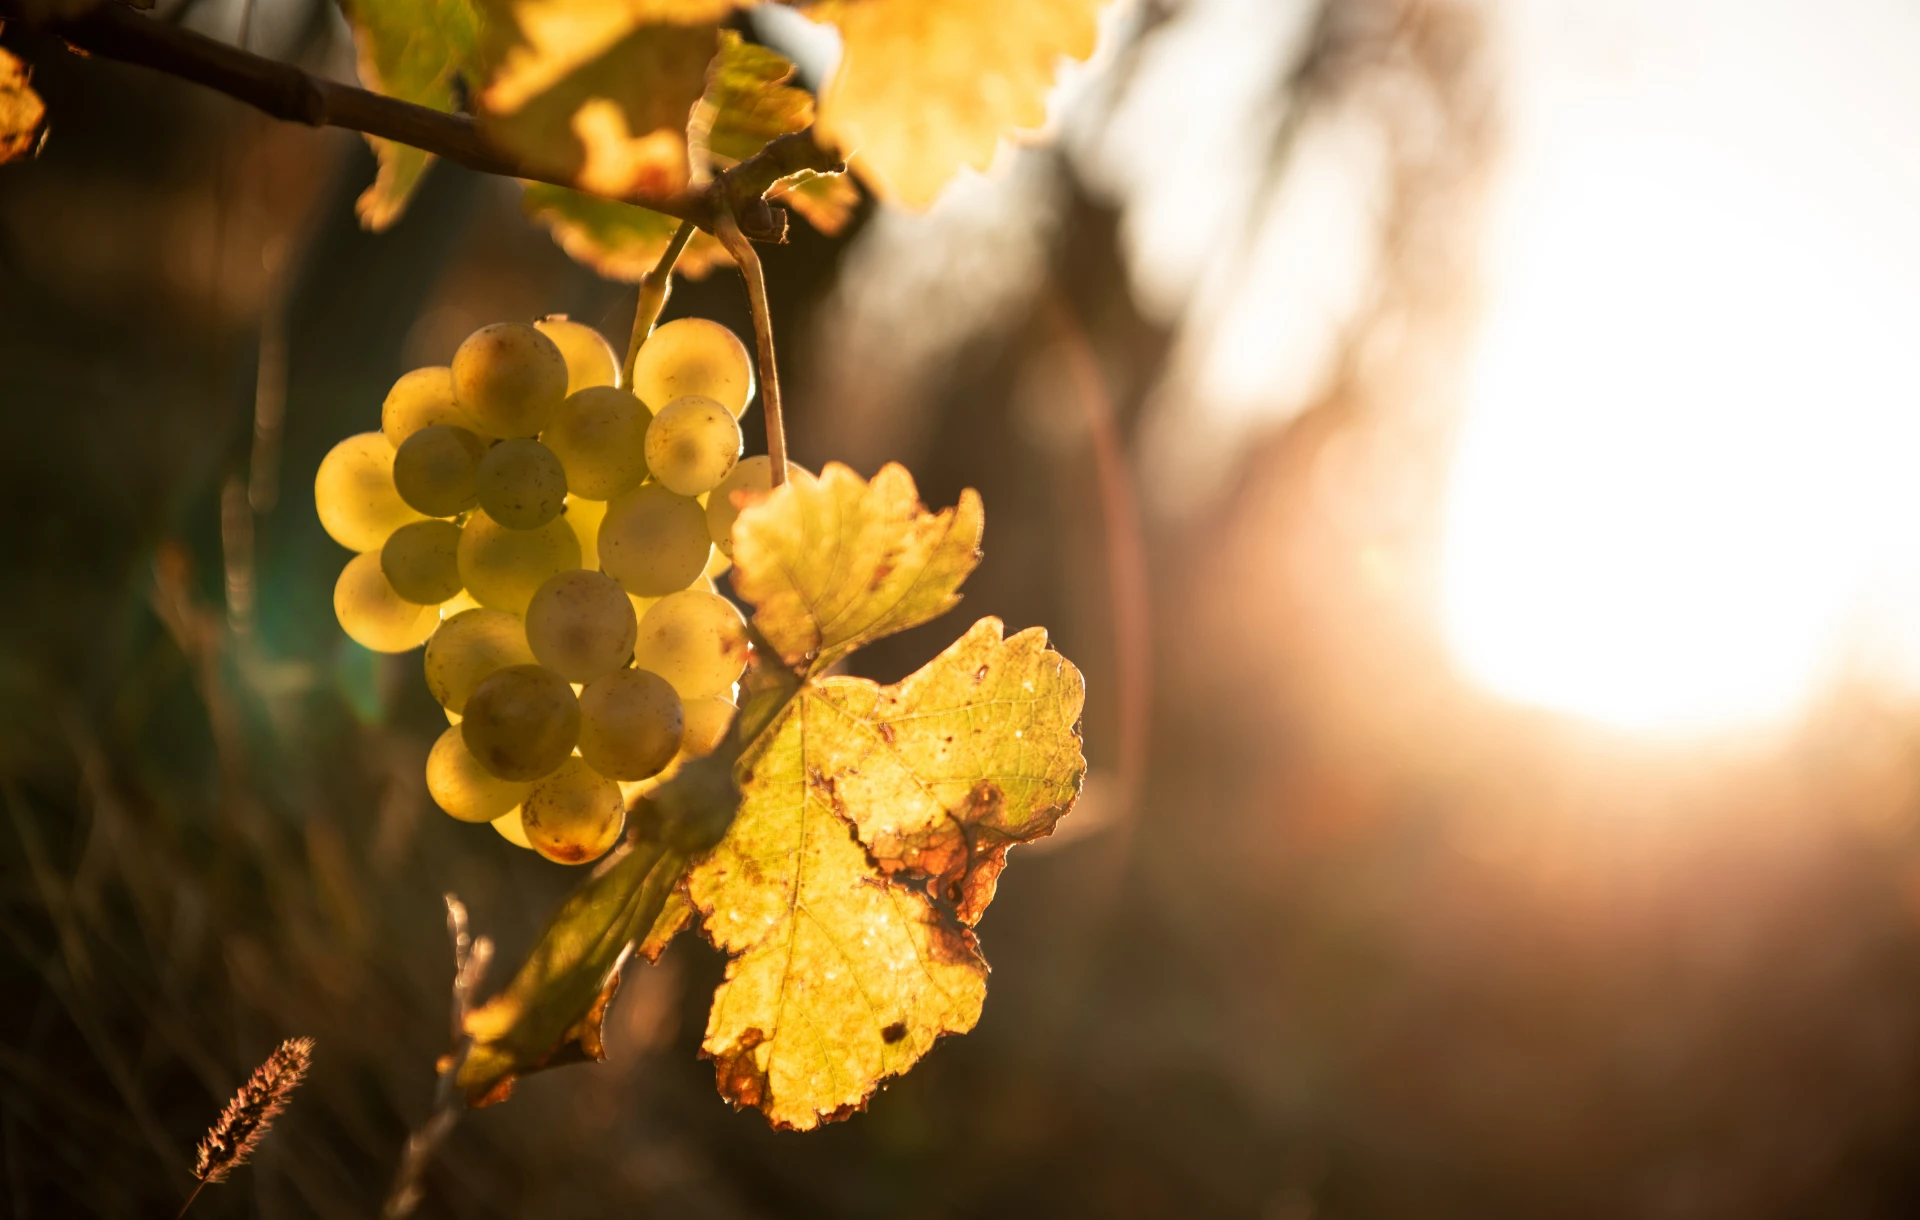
(9, 0), (1920, 1215)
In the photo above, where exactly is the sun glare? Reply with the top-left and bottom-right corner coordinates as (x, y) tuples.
(1440, 0), (1920, 734)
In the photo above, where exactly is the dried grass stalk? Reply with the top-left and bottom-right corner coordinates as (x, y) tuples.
(181, 1036), (314, 1215)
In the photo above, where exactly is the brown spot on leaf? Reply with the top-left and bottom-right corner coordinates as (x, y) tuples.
(881, 1021), (907, 1044)
(877, 721), (896, 745)
(711, 1027), (770, 1111)
(973, 664), (989, 682)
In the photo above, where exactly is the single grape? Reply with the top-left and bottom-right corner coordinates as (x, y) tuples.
(492, 806), (534, 848)
(534, 316), (620, 395)
(461, 663), (580, 781)
(452, 321), (568, 438)
(632, 589), (750, 700)
(525, 569), (637, 684)
(643, 395), (742, 497)
(631, 318), (754, 417)
(521, 757), (625, 864)
(540, 386), (651, 499)
(381, 366), (473, 446)
(598, 483), (711, 597)
(577, 668), (682, 780)
(476, 437), (567, 529)
(315, 432), (424, 552)
(393, 424), (486, 517)
(426, 725), (533, 822)
(380, 519), (464, 605)
(457, 508), (582, 615)
(679, 695), (736, 759)
(333, 552), (438, 652)
(564, 496), (606, 571)
(423, 607), (535, 713)
(705, 455), (815, 557)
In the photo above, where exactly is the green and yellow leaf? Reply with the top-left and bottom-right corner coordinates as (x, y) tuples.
(520, 183), (732, 280)
(460, 839), (684, 1105)
(338, 0), (484, 229)
(800, 0), (1107, 207)
(474, 0), (734, 197)
(682, 464), (1084, 1129)
(0, 47), (47, 166)
(728, 462), (984, 676)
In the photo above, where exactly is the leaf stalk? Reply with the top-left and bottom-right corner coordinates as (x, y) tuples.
(714, 202), (788, 487)
(624, 219), (696, 385)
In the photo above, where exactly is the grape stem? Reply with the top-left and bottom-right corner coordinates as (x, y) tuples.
(714, 202), (788, 488)
(12, 0), (842, 243)
(623, 220), (696, 386)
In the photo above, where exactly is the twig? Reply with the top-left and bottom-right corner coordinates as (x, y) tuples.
(624, 219), (696, 385)
(382, 895), (492, 1220)
(12, 1), (841, 241)
(713, 202), (787, 486)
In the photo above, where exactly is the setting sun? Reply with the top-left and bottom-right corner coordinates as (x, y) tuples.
(1441, 0), (1920, 733)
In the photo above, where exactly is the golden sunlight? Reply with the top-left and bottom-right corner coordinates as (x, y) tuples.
(1440, 0), (1920, 733)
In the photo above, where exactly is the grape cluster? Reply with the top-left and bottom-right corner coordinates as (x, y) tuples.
(316, 315), (782, 865)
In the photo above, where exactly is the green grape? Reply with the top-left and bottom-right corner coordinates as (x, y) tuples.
(461, 663), (579, 781)
(524, 569), (637, 684)
(333, 552), (438, 652)
(521, 757), (624, 864)
(577, 668), (682, 780)
(492, 806), (534, 849)
(426, 725), (533, 823)
(598, 483), (711, 597)
(705, 455), (816, 557)
(643, 395), (742, 497)
(456, 508), (581, 615)
(679, 694), (736, 759)
(476, 437), (567, 529)
(393, 424), (486, 517)
(632, 589), (749, 700)
(380, 519), (464, 605)
(540, 386), (651, 499)
(564, 496), (606, 571)
(452, 321), (569, 438)
(631, 318), (754, 417)
(315, 432), (424, 552)
(535, 316), (619, 395)
(381, 366), (473, 446)
(423, 607), (535, 713)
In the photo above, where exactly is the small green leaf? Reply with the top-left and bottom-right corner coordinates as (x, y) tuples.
(459, 839), (683, 1105)
(690, 29), (816, 175)
(729, 462), (984, 676)
(338, 0), (484, 229)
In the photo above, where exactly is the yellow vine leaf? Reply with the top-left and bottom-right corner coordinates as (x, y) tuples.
(520, 183), (733, 281)
(0, 48), (47, 165)
(686, 464), (1085, 1129)
(801, 0), (1107, 207)
(473, 0), (734, 197)
(338, 0), (484, 229)
(728, 462), (984, 675)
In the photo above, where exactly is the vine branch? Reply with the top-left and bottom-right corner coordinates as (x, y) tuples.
(713, 201), (787, 487)
(11, 0), (841, 241)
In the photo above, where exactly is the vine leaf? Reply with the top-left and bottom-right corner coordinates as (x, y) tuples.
(0, 48), (47, 165)
(798, 0), (1108, 206)
(473, 0), (724, 198)
(728, 462), (985, 676)
(521, 183), (732, 281)
(458, 840), (684, 1105)
(337, 0), (483, 229)
(686, 464), (1085, 1130)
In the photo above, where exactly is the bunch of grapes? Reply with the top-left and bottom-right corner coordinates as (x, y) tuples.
(315, 314), (790, 865)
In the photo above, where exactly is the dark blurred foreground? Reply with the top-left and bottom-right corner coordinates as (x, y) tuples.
(6, 3), (1920, 1217)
